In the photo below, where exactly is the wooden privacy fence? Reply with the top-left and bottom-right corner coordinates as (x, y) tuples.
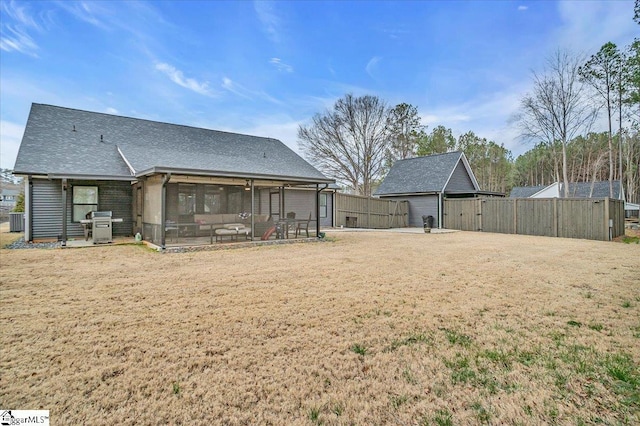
(334, 193), (408, 228)
(444, 198), (625, 241)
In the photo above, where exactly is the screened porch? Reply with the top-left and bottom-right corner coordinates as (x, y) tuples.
(137, 175), (322, 248)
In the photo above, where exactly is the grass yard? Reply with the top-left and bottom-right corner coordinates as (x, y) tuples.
(1, 229), (639, 425)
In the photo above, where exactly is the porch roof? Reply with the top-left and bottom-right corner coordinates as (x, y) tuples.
(14, 104), (333, 184)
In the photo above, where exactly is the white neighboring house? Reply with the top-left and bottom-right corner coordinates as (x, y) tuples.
(0, 188), (20, 209)
(510, 180), (639, 217)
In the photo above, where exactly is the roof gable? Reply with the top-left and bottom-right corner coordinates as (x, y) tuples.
(375, 151), (479, 196)
(14, 104), (331, 183)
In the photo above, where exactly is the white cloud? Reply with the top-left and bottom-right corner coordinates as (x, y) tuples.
(0, 120), (25, 169)
(155, 62), (215, 97)
(105, 107), (119, 115)
(555, 0), (637, 53)
(221, 77), (252, 99)
(55, 0), (110, 30)
(418, 85), (532, 155)
(221, 77), (283, 105)
(0, 0), (42, 56)
(270, 57), (293, 73)
(365, 56), (382, 79)
(238, 118), (304, 154)
(517, 5), (528, 11)
(254, 1), (281, 43)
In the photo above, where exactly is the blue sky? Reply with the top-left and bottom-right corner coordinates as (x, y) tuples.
(1, 0), (637, 170)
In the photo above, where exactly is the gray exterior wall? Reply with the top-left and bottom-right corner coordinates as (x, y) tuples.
(32, 179), (63, 239)
(31, 178), (133, 240)
(381, 194), (439, 227)
(67, 180), (133, 238)
(445, 161), (476, 192)
(257, 187), (331, 226)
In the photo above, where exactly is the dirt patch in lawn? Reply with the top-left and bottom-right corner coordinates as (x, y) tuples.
(1, 231), (638, 425)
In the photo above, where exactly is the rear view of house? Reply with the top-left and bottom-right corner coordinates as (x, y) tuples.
(13, 104), (334, 247)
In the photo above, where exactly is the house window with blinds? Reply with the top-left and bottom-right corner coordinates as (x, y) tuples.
(73, 186), (98, 221)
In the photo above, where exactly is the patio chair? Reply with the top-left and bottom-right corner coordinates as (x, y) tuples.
(295, 212), (312, 238)
(285, 212), (296, 238)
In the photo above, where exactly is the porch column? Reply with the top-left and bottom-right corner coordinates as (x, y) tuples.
(160, 173), (171, 249)
(26, 176), (32, 242)
(61, 179), (67, 246)
(316, 184), (320, 237)
(250, 179), (255, 241)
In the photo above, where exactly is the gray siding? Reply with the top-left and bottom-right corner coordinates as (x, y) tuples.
(258, 188), (328, 225)
(32, 179), (63, 239)
(65, 180), (133, 237)
(382, 194), (439, 227)
(32, 179), (132, 240)
(283, 189), (318, 223)
(445, 161), (476, 192)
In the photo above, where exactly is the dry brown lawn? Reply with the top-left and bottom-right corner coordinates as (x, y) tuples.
(1, 229), (639, 425)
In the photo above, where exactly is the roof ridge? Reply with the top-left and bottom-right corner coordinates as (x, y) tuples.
(32, 103), (280, 142)
(396, 151), (461, 163)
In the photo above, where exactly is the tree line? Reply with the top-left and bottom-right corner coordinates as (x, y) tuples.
(298, 96), (513, 197)
(298, 2), (639, 203)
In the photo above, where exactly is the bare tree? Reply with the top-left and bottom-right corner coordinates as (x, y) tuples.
(298, 94), (390, 196)
(515, 50), (598, 197)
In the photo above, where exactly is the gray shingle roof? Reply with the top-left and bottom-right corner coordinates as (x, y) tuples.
(375, 151), (466, 195)
(14, 104), (332, 183)
(509, 185), (548, 198)
(565, 181), (621, 198)
(510, 181), (622, 199)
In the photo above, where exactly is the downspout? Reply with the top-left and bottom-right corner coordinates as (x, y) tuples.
(316, 183), (329, 237)
(61, 179), (67, 246)
(160, 173), (171, 250)
(438, 192), (443, 229)
(332, 189), (337, 228)
(250, 179), (255, 241)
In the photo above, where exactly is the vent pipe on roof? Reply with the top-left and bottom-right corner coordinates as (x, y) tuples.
(100, 135), (103, 142)
(72, 125), (76, 132)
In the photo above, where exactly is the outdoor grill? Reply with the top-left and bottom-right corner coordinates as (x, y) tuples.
(91, 211), (115, 244)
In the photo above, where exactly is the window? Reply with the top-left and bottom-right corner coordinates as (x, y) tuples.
(319, 193), (327, 218)
(204, 191), (222, 214)
(178, 184), (196, 215)
(73, 186), (98, 221)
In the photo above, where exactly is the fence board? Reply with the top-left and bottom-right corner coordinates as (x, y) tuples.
(444, 197), (625, 241)
(335, 193), (408, 228)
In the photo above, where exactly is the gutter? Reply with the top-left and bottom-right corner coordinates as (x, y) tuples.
(43, 173), (136, 181)
(135, 166), (334, 185)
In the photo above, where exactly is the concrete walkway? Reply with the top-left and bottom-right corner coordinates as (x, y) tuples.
(323, 227), (458, 234)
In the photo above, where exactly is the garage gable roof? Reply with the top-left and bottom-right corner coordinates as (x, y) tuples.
(14, 104), (332, 183)
(374, 151), (479, 196)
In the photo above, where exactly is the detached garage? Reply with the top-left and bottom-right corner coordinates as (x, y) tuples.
(374, 151), (499, 228)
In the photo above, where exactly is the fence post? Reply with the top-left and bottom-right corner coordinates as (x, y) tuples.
(513, 198), (518, 234)
(553, 198), (558, 237)
(604, 197), (610, 241)
(477, 198), (483, 232)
